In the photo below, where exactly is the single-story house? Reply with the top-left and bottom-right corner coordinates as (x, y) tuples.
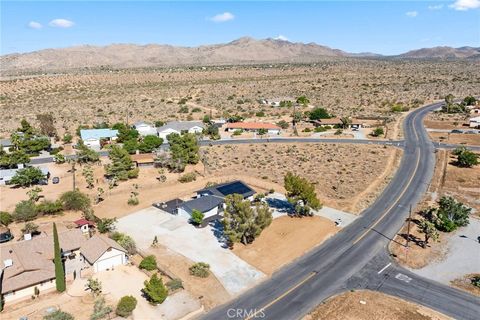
(0, 229), (127, 304)
(177, 180), (256, 221)
(157, 121), (205, 140)
(469, 116), (480, 128)
(131, 153), (155, 167)
(0, 138), (13, 153)
(132, 121), (157, 137)
(80, 235), (128, 273)
(178, 195), (224, 219)
(80, 129), (119, 150)
(74, 219), (95, 234)
(0, 165), (50, 186)
(311, 118), (364, 129)
(225, 122), (281, 135)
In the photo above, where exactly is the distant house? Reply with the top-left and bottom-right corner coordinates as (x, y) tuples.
(0, 165), (50, 186)
(80, 129), (119, 150)
(157, 121), (205, 140)
(469, 116), (480, 128)
(0, 229), (127, 304)
(311, 118), (364, 129)
(132, 121), (157, 137)
(0, 138), (13, 153)
(178, 181), (256, 221)
(131, 153), (155, 167)
(225, 122), (281, 135)
(262, 97), (295, 107)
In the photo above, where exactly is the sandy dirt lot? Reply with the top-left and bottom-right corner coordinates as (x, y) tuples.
(451, 273), (480, 297)
(304, 290), (450, 320)
(233, 215), (338, 275)
(390, 149), (480, 269)
(429, 132), (480, 146)
(201, 143), (402, 213)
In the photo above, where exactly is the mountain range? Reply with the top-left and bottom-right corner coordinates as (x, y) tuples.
(1, 37), (479, 74)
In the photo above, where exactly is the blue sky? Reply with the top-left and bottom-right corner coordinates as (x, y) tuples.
(1, 1), (479, 55)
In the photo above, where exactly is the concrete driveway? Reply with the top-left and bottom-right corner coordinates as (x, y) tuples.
(116, 207), (265, 295)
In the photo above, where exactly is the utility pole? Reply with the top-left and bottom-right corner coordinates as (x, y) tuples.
(72, 162), (76, 191)
(405, 204), (412, 264)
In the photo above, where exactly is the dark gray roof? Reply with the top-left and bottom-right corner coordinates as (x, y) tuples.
(197, 180), (255, 199)
(182, 195), (224, 213)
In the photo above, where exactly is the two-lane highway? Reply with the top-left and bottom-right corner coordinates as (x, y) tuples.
(202, 101), (480, 320)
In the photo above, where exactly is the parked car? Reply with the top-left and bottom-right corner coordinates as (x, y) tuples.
(451, 129), (463, 134)
(465, 130), (477, 134)
(52, 177), (60, 184)
(0, 226), (13, 243)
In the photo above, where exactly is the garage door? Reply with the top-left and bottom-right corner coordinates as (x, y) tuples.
(95, 254), (123, 272)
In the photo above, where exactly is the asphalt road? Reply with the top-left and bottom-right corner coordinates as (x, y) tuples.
(202, 101), (480, 320)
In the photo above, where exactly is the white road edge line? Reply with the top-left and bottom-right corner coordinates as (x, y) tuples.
(377, 263), (392, 274)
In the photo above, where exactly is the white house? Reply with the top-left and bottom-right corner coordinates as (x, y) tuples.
(0, 229), (127, 304)
(225, 122), (281, 135)
(0, 165), (50, 186)
(178, 195), (224, 219)
(80, 129), (119, 150)
(0, 138), (13, 153)
(132, 121), (157, 137)
(157, 121), (205, 140)
(469, 116), (480, 128)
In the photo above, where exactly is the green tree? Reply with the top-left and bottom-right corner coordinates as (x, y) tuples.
(223, 194), (273, 245)
(122, 139), (139, 154)
(21, 222), (39, 235)
(97, 218), (117, 233)
(17, 119), (35, 135)
(110, 232), (136, 254)
(190, 209), (204, 226)
(417, 219), (439, 248)
(53, 223), (66, 292)
(54, 153), (66, 164)
(258, 128), (268, 136)
(27, 186), (43, 202)
(139, 255), (157, 271)
(167, 133), (199, 168)
(463, 96), (477, 106)
(90, 297), (112, 320)
(112, 123), (139, 142)
(9, 167), (45, 187)
(309, 107), (331, 120)
(143, 273), (168, 305)
(0, 150), (30, 169)
(340, 117), (352, 129)
(76, 140), (100, 164)
(13, 200), (37, 221)
(86, 278), (102, 297)
(204, 124), (220, 140)
(82, 165), (95, 188)
(276, 120), (289, 129)
(296, 96), (310, 105)
(138, 135), (163, 153)
(202, 115), (211, 124)
(43, 310), (74, 320)
(116, 296), (137, 317)
(284, 172), (322, 216)
(60, 190), (91, 213)
(434, 196), (471, 232)
(36, 200), (63, 216)
(63, 133), (73, 144)
(452, 147), (479, 168)
(105, 145), (135, 181)
(371, 127), (385, 137)
(0, 211), (13, 226)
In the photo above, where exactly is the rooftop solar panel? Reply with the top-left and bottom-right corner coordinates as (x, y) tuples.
(217, 181), (253, 197)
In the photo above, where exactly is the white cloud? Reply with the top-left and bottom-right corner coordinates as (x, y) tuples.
(450, 0), (480, 10)
(274, 35), (289, 41)
(406, 11), (419, 17)
(48, 18), (75, 28)
(428, 4), (444, 10)
(28, 21), (43, 29)
(209, 12), (235, 23)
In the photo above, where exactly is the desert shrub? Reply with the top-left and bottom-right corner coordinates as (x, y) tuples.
(63, 133), (73, 143)
(166, 278), (183, 291)
(116, 296), (137, 317)
(471, 276), (480, 288)
(110, 232), (136, 254)
(189, 262), (210, 278)
(43, 310), (74, 320)
(255, 111), (265, 117)
(0, 211), (13, 226)
(232, 129), (243, 136)
(60, 190), (91, 213)
(276, 120), (289, 129)
(314, 126), (327, 132)
(127, 168), (139, 179)
(36, 200), (63, 216)
(334, 129), (342, 135)
(178, 172), (196, 183)
(139, 255), (157, 271)
(303, 128), (311, 132)
(13, 200), (37, 222)
(143, 274), (168, 305)
(371, 127), (384, 137)
(190, 209), (204, 225)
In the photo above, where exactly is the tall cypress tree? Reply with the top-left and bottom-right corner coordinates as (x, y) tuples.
(53, 223), (66, 292)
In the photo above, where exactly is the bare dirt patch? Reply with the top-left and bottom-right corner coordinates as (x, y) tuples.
(232, 216), (338, 275)
(429, 132), (480, 146)
(450, 273), (480, 297)
(304, 290), (451, 320)
(424, 112), (470, 130)
(202, 143), (402, 213)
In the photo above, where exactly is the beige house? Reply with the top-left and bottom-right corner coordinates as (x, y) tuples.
(0, 229), (127, 304)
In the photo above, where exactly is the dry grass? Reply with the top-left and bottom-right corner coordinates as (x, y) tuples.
(304, 290), (451, 320)
(1, 60), (478, 137)
(201, 143), (402, 213)
(450, 273), (480, 297)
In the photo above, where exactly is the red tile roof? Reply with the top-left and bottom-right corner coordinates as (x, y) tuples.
(74, 219), (95, 227)
(225, 122), (281, 130)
